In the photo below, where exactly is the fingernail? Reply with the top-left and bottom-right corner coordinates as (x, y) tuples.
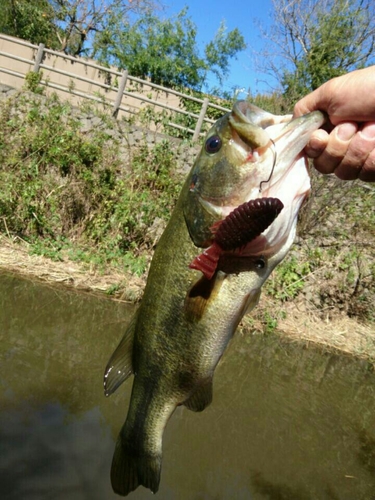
(336, 123), (357, 141)
(360, 122), (375, 139)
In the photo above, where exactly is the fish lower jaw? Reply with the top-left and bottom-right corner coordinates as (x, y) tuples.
(198, 196), (236, 219)
(235, 233), (288, 259)
(237, 209), (299, 259)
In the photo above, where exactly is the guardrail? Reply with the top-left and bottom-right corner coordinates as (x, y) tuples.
(0, 34), (230, 140)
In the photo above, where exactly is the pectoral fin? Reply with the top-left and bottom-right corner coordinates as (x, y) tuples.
(104, 312), (138, 397)
(185, 273), (225, 322)
(244, 289), (261, 315)
(183, 379), (213, 412)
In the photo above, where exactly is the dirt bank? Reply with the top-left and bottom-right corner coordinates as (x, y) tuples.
(0, 235), (146, 302)
(2, 234), (374, 363)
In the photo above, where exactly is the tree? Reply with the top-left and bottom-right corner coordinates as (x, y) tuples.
(257, 0), (375, 103)
(94, 8), (246, 92)
(0, 0), (159, 56)
(204, 21), (247, 86)
(0, 0), (59, 47)
(49, 0), (159, 56)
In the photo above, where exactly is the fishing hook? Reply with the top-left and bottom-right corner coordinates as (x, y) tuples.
(259, 138), (277, 193)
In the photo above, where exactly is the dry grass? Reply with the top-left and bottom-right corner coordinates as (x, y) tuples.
(246, 295), (375, 361)
(0, 235), (145, 302)
(279, 303), (375, 359)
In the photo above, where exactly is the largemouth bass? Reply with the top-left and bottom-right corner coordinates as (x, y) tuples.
(104, 101), (325, 496)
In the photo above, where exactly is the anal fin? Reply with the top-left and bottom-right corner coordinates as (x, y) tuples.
(183, 379), (213, 412)
(104, 312), (138, 397)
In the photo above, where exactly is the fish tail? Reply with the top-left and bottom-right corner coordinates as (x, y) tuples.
(111, 435), (161, 496)
(189, 242), (221, 280)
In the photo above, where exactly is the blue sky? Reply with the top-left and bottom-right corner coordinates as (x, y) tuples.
(165, 0), (277, 97)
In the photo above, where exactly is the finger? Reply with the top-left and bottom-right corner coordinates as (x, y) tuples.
(360, 148), (375, 182)
(313, 122), (357, 174)
(334, 122), (375, 180)
(293, 86), (325, 118)
(305, 129), (329, 158)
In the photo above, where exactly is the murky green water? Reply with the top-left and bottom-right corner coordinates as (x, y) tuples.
(1, 272), (375, 500)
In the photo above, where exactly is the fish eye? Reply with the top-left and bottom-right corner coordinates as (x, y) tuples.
(205, 135), (222, 154)
(255, 258), (265, 269)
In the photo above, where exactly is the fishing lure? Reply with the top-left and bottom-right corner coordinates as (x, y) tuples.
(189, 197), (284, 280)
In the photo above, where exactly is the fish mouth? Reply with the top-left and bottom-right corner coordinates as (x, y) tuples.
(265, 110), (326, 177)
(198, 103), (326, 256)
(229, 100), (292, 146)
(230, 102), (326, 199)
(199, 104), (325, 218)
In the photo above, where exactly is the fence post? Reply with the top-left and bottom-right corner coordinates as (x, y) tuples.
(33, 43), (45, 72)
(193, 97), (209, 141)
(112, 70), (128, 118)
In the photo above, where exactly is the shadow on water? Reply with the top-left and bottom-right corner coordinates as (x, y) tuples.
(1, 272), (375, 500)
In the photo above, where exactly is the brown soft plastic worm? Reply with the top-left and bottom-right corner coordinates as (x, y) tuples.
(189, 198), (284, 279)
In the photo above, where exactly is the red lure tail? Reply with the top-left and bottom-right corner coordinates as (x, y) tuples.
(188, 242), (221, 280)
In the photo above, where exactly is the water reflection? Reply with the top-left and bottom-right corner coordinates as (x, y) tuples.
(0, 404), (114, 500)
(1, 272), (375, 500)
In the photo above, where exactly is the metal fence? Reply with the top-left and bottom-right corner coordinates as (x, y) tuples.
(0, 33), (230, 140)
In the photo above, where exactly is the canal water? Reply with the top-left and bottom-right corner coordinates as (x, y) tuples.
(1, 272), (375, 500)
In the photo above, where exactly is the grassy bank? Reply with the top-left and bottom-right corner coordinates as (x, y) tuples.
(0, 89), (374, 358)
(0, 89), (187, 284)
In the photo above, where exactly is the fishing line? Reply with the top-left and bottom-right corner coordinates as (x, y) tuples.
(259, 138), (277, 192)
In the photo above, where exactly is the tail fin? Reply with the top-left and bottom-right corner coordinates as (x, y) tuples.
(111, 436), (162, 496)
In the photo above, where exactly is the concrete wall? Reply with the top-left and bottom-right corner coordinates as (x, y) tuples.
(0, 34), (205, 127)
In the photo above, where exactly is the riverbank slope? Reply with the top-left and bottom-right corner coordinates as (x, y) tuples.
(0, 87), (374, 361)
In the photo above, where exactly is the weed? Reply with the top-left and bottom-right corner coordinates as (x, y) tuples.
(1, 88), (374, 321)
(24, 71), (45, 94)
(263, 311), (279, 334)
(106, 283), (121, 295)
(266, 256), (312, 301)
(30, 238), (65, 261)
(0, 91), (184, 276)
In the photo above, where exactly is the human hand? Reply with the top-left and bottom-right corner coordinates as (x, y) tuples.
(293, 67), (375, 182)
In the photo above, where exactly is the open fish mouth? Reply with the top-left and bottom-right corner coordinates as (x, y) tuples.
(199, 103), (325, 219)
(191, 103), (326, 272)
(203, 104), (324, 208)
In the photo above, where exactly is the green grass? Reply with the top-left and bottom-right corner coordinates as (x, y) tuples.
(0, 91), (184, 275)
